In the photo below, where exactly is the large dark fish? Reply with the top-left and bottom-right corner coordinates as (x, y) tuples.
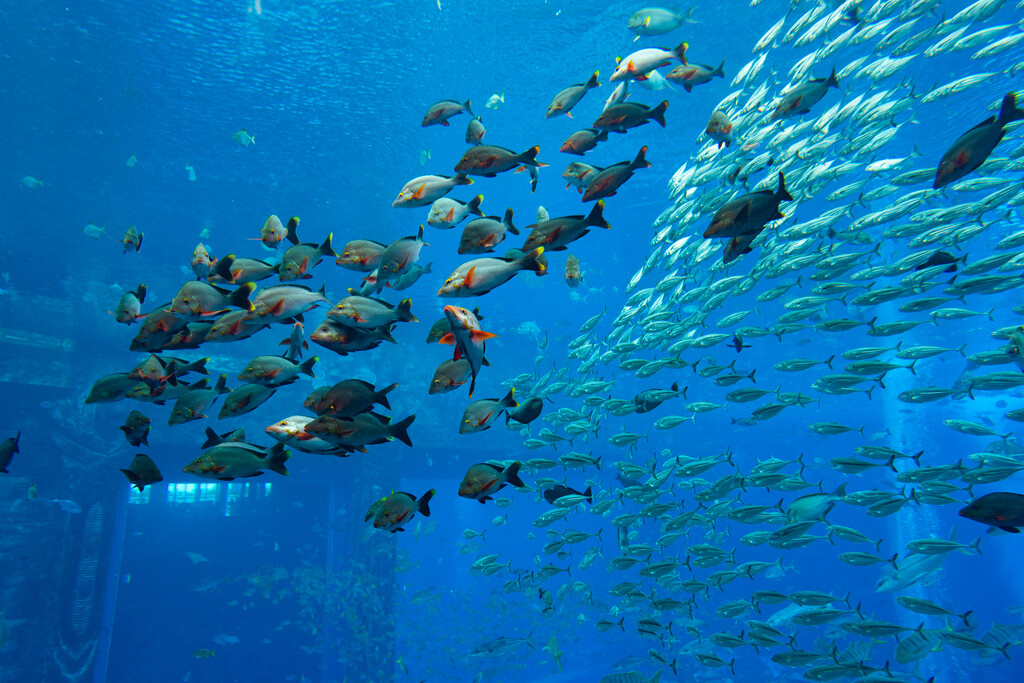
(582, 147), (650, 202)
(454, 145), (543, 177)
(592, 101), (668, 133)
(120, 454), (163, 491)
(959, 492), (1024, 533)
(0, 431), (20, 473)
(935, 92), (1024, 189)
(543, 484), (592, 505)
(704, 171), (792, 238)
(772, 66), (838, 119)
(422, 99), (473, 127)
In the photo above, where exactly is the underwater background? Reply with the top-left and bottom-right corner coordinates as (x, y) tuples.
(1, 0), (1024, 681)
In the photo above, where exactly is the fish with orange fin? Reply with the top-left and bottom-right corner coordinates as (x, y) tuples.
(704, 171), (792, 239)
(437, 247), (547, 297)
(372, 489), (434, 532)
(959, 492), (1024, 533)
(422, 99), (473, 127)
(455, 145), (545, 177)
(439, 305), (496, 398)
(546, 72), (600, 119)
(393, 174), (473, 208)
(113, 284), (147, 325)
(935, 92), (1024, 189)
(278, 222), (335, 281)
(253, 215), (298, 249)
(705, 109), (734, 148)
(772, 66), (839, 120)
(564, 255), (582, 287)
(428, 195), (485, 230)
(459, 389), (518, 433)
(582, 148), (650, 202)
(459, 461), (526, 503)
(610, 42), (688, 82)
(120, 225), (143, 253)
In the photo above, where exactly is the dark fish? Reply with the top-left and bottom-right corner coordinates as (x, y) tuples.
(210, 255), (280, 284)
(218, 384), (276, 419)
(560, 128), (609, 156)
(915, 250), (962, 273)
(0, 431), (20, 473)
(592, 101), (668, 133)
(85, 373), (143, 404)
(729, 334), (752, 353)
(704, 171), (792, 238)
(422, 99), (473, 127)
(454, 145), (543, 177)
(279, 231), (336, 281)
(935, 92), (1024, 189)
(119, 410), (152, 447)
(312, 379), (397, 418)
(168, 375), (230, 425)
(459, 209), (520, 254)
(507, 396), (544, 425)
(120, 454), (163, 491)
(634, 381), (682, 413)
(772, 66), (839, 119)
(459, 461), (527, 502)
(521, 201), (609, 251)
(546, 72), (600, 119)
(544, 484), (592, 505)
(959, 492), (1024, 533)
(666, 60), (725, 91)
(723, 230), (761, 263)
(310, 320), (396, 356)
(582, 148), (650, 202)
(429, 358), (473, 394)
(184, 442), (290, 481)
(120, 225), (143, 253)
(465, 116), (486, 144)
(113, 284), (147, 325)
(373, 489), (434, 532)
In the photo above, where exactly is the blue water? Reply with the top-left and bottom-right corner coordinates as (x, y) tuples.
(2, 0), (1024, 681)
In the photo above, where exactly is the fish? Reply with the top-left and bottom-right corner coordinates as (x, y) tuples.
(279, 228), (336, 281)
(20, 175), (44, 188)
(875, 547), (949, 592)
(560, 128), (609, 156)
(959, 492), (1024, 533)
(460, 389), (519, 433)
(610, 43), (689, 82)
(0, 431), (20, 473)
(218, 384), (276, 419)
(232, 129), (255, 146)
(119, 411), (151, 447)
(237, 355), (317, 387)
(120, 454), (163, 491)
(393, 173), (473, 208)
(772, 66), (839, 119)
(438, 247), (547, 297)
(582, 148), (650, 202)
(428, 195), (485, 230)
(459, 209), (520, 254)
(562, 162), (602, 193)
(280, 321), (307, 360)
(210, 255), (280, 285)
(311, 379), (397, 418)
(485, 92), (504, 109)
(634, 382), (682, 413)
(627, 7), (696, 36)
(373, 490), (434, 532)
(169, 375), (230, 425)
(183, 441), (290, 481)
(522, 202), (609, 252)
(256, 215), (297, 249)
(375, 226), (429, 287)
(126, 154), (137, 167)
(422, 99), (473, 127)
(705, 109), (734, 148)
(170, 281), (255, 320)
(336, 239), (388, 271)
(82, 223), (108, 239)
(264, 416), (347, 455)
(546, 72), (600, 119)
(419, 146), (431, 166)
(190, 243), (217, 280)
(564, 255), (582, 287)
(113, 284), (147, 325)
(704, 171), (792, 238)
(465, 116), (486, 144)
(459, 461), (526, 502)
(311, 320), (396, 356)
(543, 484), (592, 505)
(304, 412), (415, 450)
(454, 144), (543, 177)
(191, 649), (215, 659)
(507, 396), (544, 424)
(327, 296), (417, 328)
(592, 101), (668, 133)
(666, 60), (725, 91)
(438, 305), (496, 398)
(429, 358), (473, 394)
(934, 92), (1024, 189)
(120, 225), (143, 253)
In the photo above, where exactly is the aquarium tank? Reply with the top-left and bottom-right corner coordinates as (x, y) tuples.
(2, 0), (1024, 681)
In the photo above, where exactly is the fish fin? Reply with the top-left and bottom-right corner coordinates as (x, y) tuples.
(453, 345), (464, 361)
(1000, 526), (1021, 533)
(417, 488), (434, 516)
(504, 461), (526, 488)
(229, 282), (257, 311)
(319, 233), (337, 258)
(464, 266), (479, 288)
(285, 217), (300, 245)
(391, 414), (415, 447)
(470, 330), (498, 341)
(673, 41), (689, 65)
(825, 65), (838, 88)
(586, 71), (600, 89)
(264, 443), (291, 475)
(468, 194), (485, 216)
(998, 92), (1024, 125)
(412, 183), (428, 199)
(438, 333), (456, 345)
(397, 298), (418, 323)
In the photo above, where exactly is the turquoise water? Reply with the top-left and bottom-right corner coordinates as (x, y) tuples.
(1, 0), (1024, 681)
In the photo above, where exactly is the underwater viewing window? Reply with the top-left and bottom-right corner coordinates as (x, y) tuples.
(127, 488), (150, 505)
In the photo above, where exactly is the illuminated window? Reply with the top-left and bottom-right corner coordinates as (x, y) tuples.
(200, 484), (218, 503)
(128, 488), (151, 505)
(169, 483), (198, 504)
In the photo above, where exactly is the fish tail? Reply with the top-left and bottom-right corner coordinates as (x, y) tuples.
(229, 282), (257, 311)
(391, 414), (416, 447)
(586, 71), (600, 89)
(319, 233), (337, 258)
(463, 99), (474, 117)
(585, 200), (610, 230)
(501, 387), (518, 408)
(417, 488), (435, 516)
(201, 427), (223, 449)
(673, 41), (689, 65)
(504, 461), (526, 488)
(518, 146), (541, 167)
(298, 356), (318, 377)
(135, 284), (148, 304)
(826, 65), (839, 89)
(215, 254), (236, 283)
(503, 208), (519, 235)
(632, 146), (651, 170)
(776, 171), (793, 201)
(584, 486), (593, 504)
(264, 443), (291, 476)
(519, 247), (548, 275)
(397, 298), (418, 322)
(468, 194), (485, 216)
(285, 216), (300, 245)
(714, 59), (725, 78)
(378, 382), (399, 410)
(453, 172), (474, 186)
(998, 92), (1024, 125)
(651, 100), (669, 128)
(120, 469), (144, 490)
